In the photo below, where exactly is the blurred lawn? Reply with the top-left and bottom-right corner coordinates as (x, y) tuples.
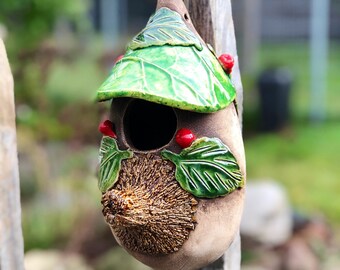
(244, 41), (340, 225)
(245, 122), (340, 225)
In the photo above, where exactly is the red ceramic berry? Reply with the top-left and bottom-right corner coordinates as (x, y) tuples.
(176, 128), (196, 148)
(218, 54), (234, 74)
(114, 54), (124, 65)
(99, 120), (117, 138)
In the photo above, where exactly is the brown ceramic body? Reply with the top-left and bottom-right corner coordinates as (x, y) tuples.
(109, 98), (246, 270)
(105, 1), (245, 268)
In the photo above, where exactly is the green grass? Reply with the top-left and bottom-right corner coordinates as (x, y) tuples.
(245, 121), (340, 225)
(243, 41), (340, 225)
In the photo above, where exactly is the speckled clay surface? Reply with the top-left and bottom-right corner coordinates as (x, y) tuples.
(97, 1), (246, 269)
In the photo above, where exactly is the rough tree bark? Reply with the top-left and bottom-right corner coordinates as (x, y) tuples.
(184, 1), (243, 269)
(0, 38), (25, 270)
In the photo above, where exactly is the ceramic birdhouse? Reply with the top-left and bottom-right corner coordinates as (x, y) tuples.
(97, 2), (245, 270)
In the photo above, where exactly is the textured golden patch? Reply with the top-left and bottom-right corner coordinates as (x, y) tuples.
(101, 153), (198, 255)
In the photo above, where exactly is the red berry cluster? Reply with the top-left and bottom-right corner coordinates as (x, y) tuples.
(175, 128), (196, 148)
(114, 55), (124, 65)
(99, 120), (117, 139)
(218, 54), (234, 75)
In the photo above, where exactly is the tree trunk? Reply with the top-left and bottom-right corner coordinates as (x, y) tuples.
(184, 0), (244, 122)
(184, 1), (243, 269)
(0, 38), (25, 270)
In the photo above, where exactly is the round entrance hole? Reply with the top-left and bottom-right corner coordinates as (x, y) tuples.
(124, 99), (177, 151)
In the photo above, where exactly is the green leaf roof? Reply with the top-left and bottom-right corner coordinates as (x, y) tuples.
(128, 7), (202, 51)
(96, 8), (236, 113)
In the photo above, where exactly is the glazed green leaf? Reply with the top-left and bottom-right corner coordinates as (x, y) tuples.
(97, 44), (236, 112)
(96, 8), (236, 113)
(98, 137), (133, 193)
(161, 138), (243, 198)
(129, 8), (202, 51)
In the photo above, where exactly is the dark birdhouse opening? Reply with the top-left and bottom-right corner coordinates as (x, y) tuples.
(124, 99), (177, 151)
